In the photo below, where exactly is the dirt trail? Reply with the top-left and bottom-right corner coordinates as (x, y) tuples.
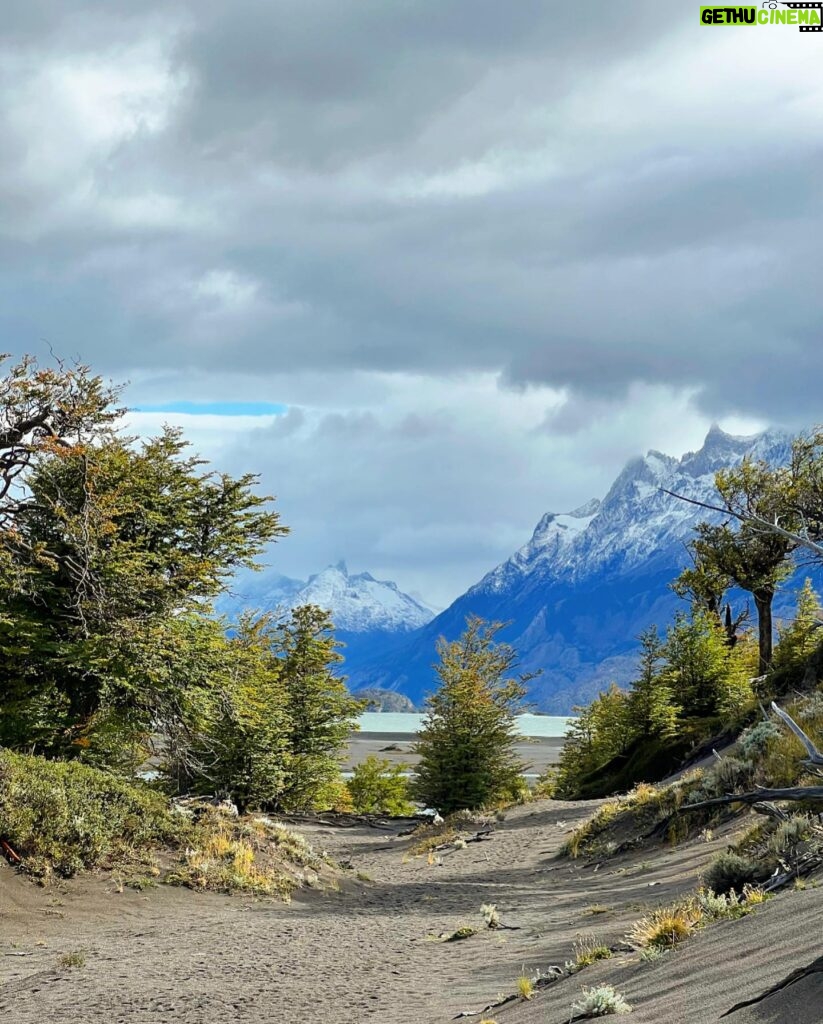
(2, 799), (820, 1024)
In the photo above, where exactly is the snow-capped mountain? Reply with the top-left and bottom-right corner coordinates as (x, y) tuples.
(220, 560), (436, 634)
(347, 426), (816, 712)
(476, 425), (793, 593)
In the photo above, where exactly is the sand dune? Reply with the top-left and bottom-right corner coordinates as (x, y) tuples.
(1, 799), (820, 1023)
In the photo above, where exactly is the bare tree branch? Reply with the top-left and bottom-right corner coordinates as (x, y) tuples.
(662, 487), (823, 560)
(683, 785), (823, 812)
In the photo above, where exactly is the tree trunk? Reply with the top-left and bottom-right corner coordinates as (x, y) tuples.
(753, 589), (773, 676)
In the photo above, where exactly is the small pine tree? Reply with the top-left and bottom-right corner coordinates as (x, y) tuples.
(773, 579), (822, 675)
(412, 617), (529, 814)
(661, 609), (744, 717)
(183, 613), (293, 811)
(554, 685), (634, 797)
(628, 627), (679, 738)
(276, 605), (365, 811)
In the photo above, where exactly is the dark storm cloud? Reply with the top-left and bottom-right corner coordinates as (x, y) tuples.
(1, 0), (820, 422)
(1, 0), (821, 598)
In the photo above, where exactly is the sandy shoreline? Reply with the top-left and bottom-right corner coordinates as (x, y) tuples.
(344, 733), (565, 777)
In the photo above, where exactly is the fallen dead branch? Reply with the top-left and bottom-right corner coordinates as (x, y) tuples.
(682, 786), (823, 813)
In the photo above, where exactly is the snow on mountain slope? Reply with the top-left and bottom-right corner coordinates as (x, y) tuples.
(475, 425), (793, 595)
(220, 560), (436, 634)
(347, 425), (812, 712)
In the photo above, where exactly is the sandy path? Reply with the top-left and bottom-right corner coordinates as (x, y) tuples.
(2, 799), (820, 1023)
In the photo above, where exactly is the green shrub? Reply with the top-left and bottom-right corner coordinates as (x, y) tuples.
(0, 750), (178, 878)
(347, 756), (415, 816)
(702, 851), (768, 894)
(737, 720), (781, 763)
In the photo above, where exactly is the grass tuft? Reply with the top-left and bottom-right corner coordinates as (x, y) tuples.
(627, 901), (701, 950)
(516, 975), (534, 1000)
(59, 950), (87, 969)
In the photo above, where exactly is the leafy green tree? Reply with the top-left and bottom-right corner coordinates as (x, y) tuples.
(275, 605), (364, 811)
(554, 685), (634, 796)
(348, 755), (415, 816)
(628, 627), (678, 738)
(772, 579), (823, 677)
(692, 460), (795, 674)
(0, 382), (286, 763)
(167, 613), (293, 810)
(412, 617), (529, 814)
(661, 609), (754, 718)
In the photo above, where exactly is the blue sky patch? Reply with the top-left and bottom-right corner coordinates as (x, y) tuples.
(134, 401), (288, 417)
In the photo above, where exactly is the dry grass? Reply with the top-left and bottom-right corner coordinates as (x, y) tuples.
(515, 975), (534, 1000)
(410, 809), (491, 856)
(573, 934), (612, 968)
(165, 815), (328, 899)
(627, 901), (702, 950)
(59, 950), (87, 968)
(564, 772), (705, 860)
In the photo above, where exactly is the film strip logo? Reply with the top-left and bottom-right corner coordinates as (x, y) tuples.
(772, 1), (823, 31)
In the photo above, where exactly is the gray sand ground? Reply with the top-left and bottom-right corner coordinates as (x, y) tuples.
(2, 799), (820, 1023)
(344, 733), (564, 777)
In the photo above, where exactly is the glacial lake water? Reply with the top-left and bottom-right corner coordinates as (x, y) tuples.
(356, 712), (574, 738)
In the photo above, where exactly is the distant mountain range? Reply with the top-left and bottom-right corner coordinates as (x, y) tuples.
(221, 426), (822, 713)
(342, 426), (821, 712)
(217, 561), (438, 681)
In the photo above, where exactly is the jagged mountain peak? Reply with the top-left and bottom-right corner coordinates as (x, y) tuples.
(473, 426), (793, 598)
(219, 561), (436, 635)
(348, 423), (814, 712)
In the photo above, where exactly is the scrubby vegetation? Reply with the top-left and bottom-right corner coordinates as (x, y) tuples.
(627, 901), (702, 950)
(0, 748), (331, 896)
(627, 885), (767, 955)
(572, 985), (632, 1017)
(408, 808), (495, 857)
(0, 749), (178, 878)
(347, 755), (415, 815)
(572, 934), (612, 969)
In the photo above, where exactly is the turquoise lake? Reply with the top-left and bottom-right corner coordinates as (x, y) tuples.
(356, 712), (574, 737)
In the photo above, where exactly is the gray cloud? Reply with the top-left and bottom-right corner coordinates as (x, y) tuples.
(0, 1), (819, 601)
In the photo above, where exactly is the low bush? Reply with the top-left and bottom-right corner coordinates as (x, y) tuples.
(0, 750), (330, 900)
(572, 984), (632, 1017)
(0, 750), (178, 878)
(347, 756), (415, 816)
(702, 851), (769, 895)
(563, 772), (704, 859)
(166, 827), (293, 898)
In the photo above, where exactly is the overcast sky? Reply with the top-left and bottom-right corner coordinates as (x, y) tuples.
(2, 1), (821, 606)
